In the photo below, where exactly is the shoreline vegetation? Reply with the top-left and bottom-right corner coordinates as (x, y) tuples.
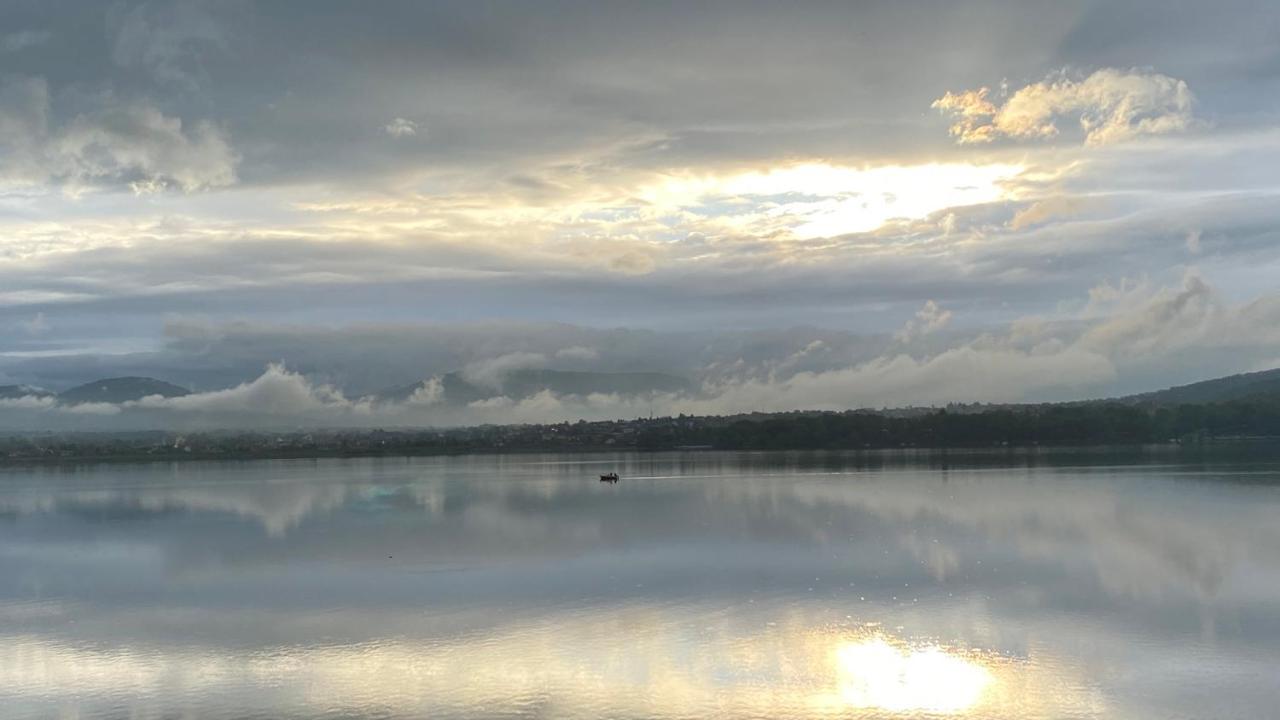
(3, 396), (1280, 466)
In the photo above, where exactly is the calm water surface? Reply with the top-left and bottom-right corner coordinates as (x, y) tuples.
(2, 450), (1280, 719)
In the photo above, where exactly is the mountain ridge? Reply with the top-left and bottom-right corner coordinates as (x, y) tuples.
(0, 385), (54, 400)
(4, 366), (1279, 410)
(1119, 368), (1280, 406)
(58, 377), (192, 405)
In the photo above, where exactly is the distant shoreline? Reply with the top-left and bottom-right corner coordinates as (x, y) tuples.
(5, 397), (1280, 469)
(4, 438), (1279, 471)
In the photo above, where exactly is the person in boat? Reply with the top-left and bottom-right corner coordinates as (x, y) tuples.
(599, 472), (619, 482)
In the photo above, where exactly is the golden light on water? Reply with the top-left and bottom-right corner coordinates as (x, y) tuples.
(2, 613), (1117, 719)
(833, 636), (994, 714)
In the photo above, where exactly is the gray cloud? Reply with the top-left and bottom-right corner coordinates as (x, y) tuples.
(1, 29), (51, 52)
(383, 117), (418, 138)
(2, 274), (1278, 430)
(0, 75), (237, 193)
(107, 0), (229, 89)
(1, 1), (1279, 425)
(555, 345), (600, 362)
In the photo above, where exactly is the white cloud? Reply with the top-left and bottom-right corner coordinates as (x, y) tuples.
(555, 346), (600, 362)
(689, 345), (1117, 414)
(405, 377), (444, 406)
(934, 68), (1195, 145)
(132, 363), (368, 417)
(2, 275), (1280, 431)
(1185, 229), (1202, 254)
(1079, 273), (1215, 356)
(0, 395), (57, 411)
(685, 275), (1280, 414)
(1008, 196), (1091, 231)
(894, 301), (953, 343)
(384, 118), (418, 138)
(460, 352), (548, 390)
(59, 102), (239, 193)
(63, 401), (122, 416)
(0, 75), (238, 193)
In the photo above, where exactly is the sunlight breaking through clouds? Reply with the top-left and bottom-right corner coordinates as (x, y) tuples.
(648, 162), (1024, 239)
(2, 2), (1280, 418)
(934, 68), (1196, 146)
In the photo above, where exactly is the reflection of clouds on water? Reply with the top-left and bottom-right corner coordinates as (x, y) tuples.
(899, 532), (962, 582)
(0, 608), (1105, 720)
(763, 469), (1280, 603)
(0, 469), (353, 537)
(462, 501), (605, 545)
(4, 457), (1280, 605)
(2, 453), (1280, 718)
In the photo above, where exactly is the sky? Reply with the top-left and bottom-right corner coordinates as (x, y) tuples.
(3, 0), (1280, 428)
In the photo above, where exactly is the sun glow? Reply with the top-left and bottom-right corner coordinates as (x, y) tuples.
(4, 615), (1116, 719)
(834, 636), (994, 714)
(648, 162), (1023, 239)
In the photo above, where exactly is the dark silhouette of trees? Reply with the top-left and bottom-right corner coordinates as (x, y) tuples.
(636, 398), (1280, 450)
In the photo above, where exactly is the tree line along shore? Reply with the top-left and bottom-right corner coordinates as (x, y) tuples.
(3, 395), (1280, 464)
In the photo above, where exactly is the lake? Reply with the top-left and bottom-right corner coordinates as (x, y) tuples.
(2, 449), (1279, 719)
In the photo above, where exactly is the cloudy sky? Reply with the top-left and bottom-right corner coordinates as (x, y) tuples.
(3, 0), (1280, 427)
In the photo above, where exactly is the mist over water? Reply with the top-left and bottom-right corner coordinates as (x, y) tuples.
(3, 450), (1280, 719)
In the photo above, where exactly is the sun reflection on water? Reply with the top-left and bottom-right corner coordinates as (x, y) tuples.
(833, 636), (993, 714)
(2, 613), (1104, 719)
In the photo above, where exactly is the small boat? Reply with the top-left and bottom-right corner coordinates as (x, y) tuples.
(599, 472), (619, 483)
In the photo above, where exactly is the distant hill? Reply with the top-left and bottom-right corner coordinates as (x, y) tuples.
(1122, 368), (1280, 406)
(58, 377), (191, 405)
(378, 369), (694, 404)
(0, 385), (54, 400)
(14, 366), (1280, 418)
